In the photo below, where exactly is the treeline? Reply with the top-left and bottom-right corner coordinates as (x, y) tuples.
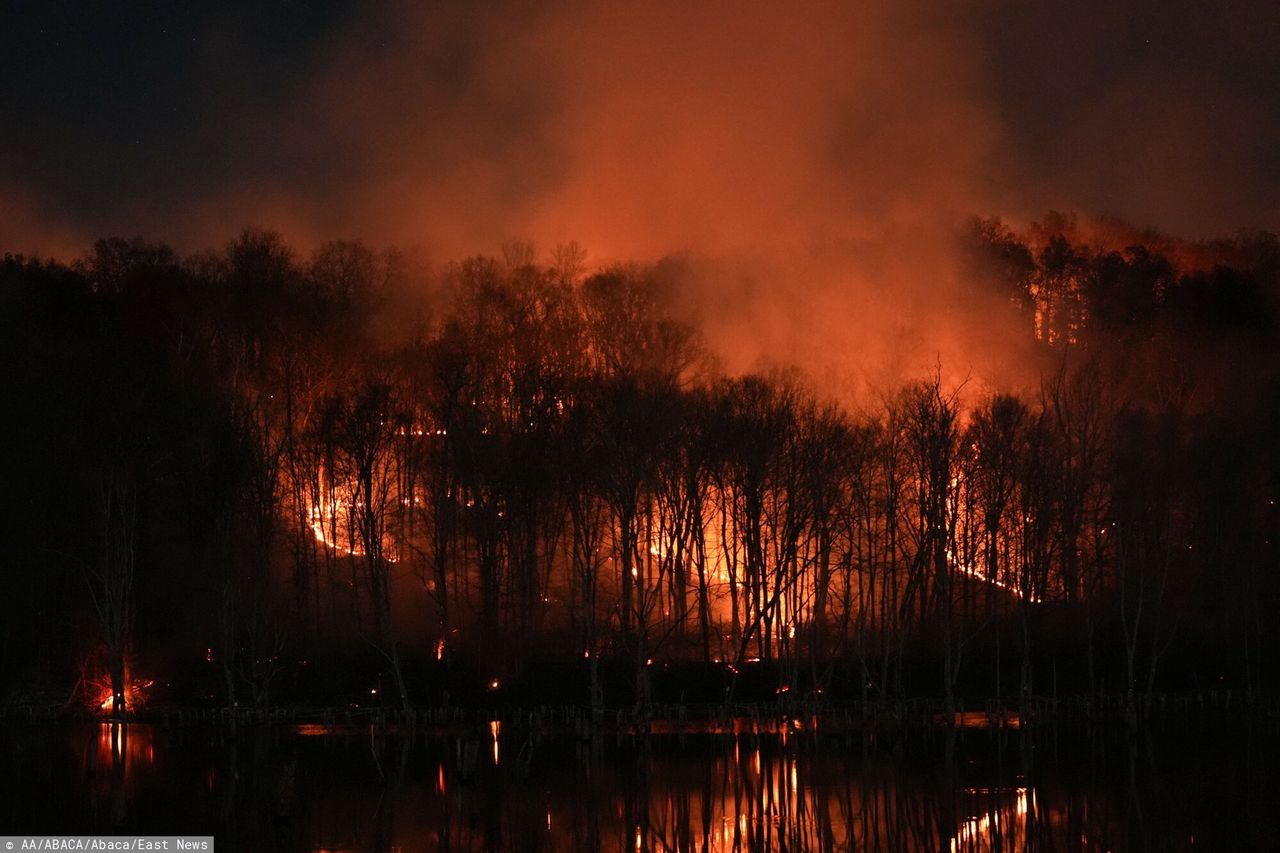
(2, 221), (1279, 715)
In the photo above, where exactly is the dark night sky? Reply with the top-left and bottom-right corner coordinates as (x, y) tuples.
(1, 0), (1278, 257)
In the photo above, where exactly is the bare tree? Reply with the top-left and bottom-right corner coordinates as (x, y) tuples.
(88, 467), (137, 719)
(901, 376), (963, 713)
(328, 378), (411, 711)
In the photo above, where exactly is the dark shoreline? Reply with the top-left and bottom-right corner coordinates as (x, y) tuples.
(6, 688), (1278, 733)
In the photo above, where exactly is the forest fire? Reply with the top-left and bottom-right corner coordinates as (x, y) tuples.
(307, 498), (365, 559)
(92, 673), (154, 715)
(7, 217), (1258, 726)
(951, 555), (1042, 603)
(306, 490), (400, 563)
(5, 0), (1280, 846)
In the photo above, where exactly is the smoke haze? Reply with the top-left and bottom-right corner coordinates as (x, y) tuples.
(2, 0), (1277, 394)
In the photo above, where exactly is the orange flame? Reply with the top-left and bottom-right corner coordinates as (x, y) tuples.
(92, 671), (153, 714)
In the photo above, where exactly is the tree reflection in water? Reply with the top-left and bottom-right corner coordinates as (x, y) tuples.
(1, 721), (1276, 850)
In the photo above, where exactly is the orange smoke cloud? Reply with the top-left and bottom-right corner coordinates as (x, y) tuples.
(252, 1), (1032, 397)
(6, 1), (1273, 399)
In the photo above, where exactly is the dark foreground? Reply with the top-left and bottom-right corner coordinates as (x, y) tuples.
(2, 717), (1277, 851)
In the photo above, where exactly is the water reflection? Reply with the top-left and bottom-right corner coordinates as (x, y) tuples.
(951, 787), (1033, 852)
(613, 738), (1039, 852)
(0, 721), (1275, 850)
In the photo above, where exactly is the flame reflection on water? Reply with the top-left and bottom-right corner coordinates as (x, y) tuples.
(25, 724), (1177, 851)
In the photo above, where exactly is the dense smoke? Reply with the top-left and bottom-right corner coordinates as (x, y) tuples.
(2, 1), (1278, 395)
(224, 0), (1029, 395)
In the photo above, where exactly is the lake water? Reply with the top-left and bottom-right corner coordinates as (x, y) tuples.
(1, 718), (1276, 850)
